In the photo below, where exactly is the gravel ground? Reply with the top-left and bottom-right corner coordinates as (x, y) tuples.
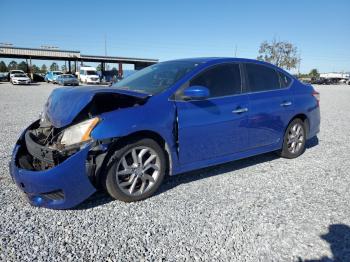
(0, 82), (350, 261)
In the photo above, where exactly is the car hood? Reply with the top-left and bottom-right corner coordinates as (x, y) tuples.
(13, 77), (29, 80)
(44, 86), (150, 128)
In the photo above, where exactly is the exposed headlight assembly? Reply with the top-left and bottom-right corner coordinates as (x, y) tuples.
(60, 117), (100, 146)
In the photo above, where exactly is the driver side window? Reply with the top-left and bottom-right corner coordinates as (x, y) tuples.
(189, 63), (242, 98)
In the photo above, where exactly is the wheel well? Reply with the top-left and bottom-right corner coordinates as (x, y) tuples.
(112, 130), (172, 175)
(290, 114), (309, 135)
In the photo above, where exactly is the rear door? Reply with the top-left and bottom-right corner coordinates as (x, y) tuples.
(244, 63), (294, 148)
(175, 63), (250, 165)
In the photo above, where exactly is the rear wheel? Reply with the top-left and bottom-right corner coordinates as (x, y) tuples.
(279, 119), (306, 159)
(105, 138), (166, 202)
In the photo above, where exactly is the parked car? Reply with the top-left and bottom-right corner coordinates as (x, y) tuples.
(57, 74), (79, 86)
(45, 71), (63, 83)
(10, 73), (31, 85)
(79, 66), (100, 84)
(32, 73), (45, 82)
(10, 58), (320, 209)
(9, 70), (26, 80)
(0, 72), (8, 81)
(310, 77), (328, 85)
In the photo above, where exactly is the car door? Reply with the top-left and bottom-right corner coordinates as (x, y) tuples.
(244, 63), (295, 148)
(175, 63), (250, 165)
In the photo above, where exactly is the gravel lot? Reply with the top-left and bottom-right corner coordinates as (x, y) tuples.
(0, 82), (350, 261)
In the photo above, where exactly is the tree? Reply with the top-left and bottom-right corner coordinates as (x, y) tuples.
(31, 65), (40, 73)
(96, 63), (102, 72)
(0, 61), (7, 72)
(17, 61), (28, 72)
(257, 39), (299, 70)
(309, 69), (319, 78)
(8, 60), (18, 71)
(61, 65), (67, 72)
(50, 62), (59, 71)
(41, 64), (47, 73)
(111, 67), (118, 74)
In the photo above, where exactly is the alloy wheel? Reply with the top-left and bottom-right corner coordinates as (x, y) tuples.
(115, 146), (161, 196)
(287, 123), (305, 154)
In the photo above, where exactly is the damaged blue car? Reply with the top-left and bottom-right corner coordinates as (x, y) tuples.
(10, 58), (320, 209)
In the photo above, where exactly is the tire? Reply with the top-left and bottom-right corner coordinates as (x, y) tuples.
(105, 138), (166, 202)
(278, 118), (306, 159)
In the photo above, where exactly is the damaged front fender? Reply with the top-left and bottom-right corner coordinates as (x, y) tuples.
(10, 142), (96, 209)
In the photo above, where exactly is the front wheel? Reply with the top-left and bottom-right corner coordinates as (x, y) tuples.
(105, 138), (166, 202)
(279, 119), (306, 159)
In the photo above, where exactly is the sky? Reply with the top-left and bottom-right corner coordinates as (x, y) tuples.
(1, 0), (350, 73)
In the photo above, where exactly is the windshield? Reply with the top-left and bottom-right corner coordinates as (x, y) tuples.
(14, 74), (27, 77)
(11, 71), (23, 74)
(112, 61), (199, 95)
(86, 70), (97, 75)
(53, 72), (62, 75)
(62, 75), (75, 78)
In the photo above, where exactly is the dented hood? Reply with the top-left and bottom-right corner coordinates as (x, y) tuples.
(44, 86), (149, 128)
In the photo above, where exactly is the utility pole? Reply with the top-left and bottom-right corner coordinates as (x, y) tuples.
(104, 34), (108, 71)
(234, 45), (237, 57)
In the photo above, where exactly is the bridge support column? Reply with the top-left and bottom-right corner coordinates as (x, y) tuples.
(68, 61), (71, 73)
(29, 57), (33, 79)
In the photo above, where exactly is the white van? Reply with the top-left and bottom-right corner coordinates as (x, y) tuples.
(79, 66), (100, 84)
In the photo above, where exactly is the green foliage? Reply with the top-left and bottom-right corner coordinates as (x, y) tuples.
(0, 61), (8, 72)
(50, 62), (59, 71)
(17, 61), (28, 72)
(41, 64), (47, 73)
(31, 65), (40, 73)
(257, 39), (299, 70)
(61, 65), (67, 72)
(7, 60), (18, 71)
(309, 68), (319, 78)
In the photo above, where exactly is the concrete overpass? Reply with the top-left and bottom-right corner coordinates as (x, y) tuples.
(0, 45), (158, 72)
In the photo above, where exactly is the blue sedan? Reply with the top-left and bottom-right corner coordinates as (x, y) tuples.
(10, 58), (320, 209)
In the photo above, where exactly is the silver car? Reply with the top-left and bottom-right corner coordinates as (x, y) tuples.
(57, 74), (79, 86)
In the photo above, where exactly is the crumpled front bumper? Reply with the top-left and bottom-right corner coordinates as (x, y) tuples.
(9, 134), (96, 209)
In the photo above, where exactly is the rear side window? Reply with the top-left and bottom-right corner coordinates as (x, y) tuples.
(246, 63), (280, 92)
(190, 63), (241, 97)
(278, 71), (292, 88)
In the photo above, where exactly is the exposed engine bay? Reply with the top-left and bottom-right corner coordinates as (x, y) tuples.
(16, 92), (149, 172)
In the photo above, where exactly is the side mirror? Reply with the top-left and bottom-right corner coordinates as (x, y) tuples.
(182, 85), (210, 100)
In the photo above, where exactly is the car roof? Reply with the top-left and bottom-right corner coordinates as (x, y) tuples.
(164, 57), (279, 67)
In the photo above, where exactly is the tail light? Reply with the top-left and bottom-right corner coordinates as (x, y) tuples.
(312, 91), (320, 106)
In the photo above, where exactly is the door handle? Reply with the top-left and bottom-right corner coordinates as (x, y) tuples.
(280, 101), (292, 107)
(232, 107), (248, 114)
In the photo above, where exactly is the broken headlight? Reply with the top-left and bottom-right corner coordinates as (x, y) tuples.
(60, 117), (100, 146)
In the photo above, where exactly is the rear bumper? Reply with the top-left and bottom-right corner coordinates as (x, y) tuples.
(9, 129), (96, 209)
(307, 106), (321, 139)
